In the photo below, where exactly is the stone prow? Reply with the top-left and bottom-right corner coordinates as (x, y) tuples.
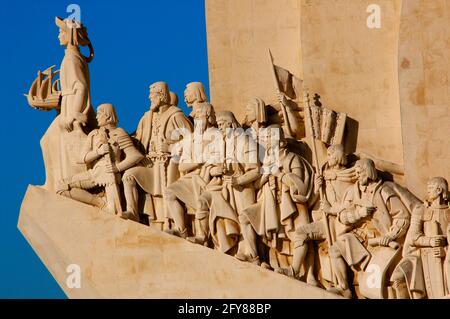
(18, 185), (340, 299)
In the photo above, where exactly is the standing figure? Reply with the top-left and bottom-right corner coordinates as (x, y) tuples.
(392, 177), (450, 299)
(121, 82), (193, 226)
(57, 103), (143, 213)
(164, 102), (218, 238)
(241, 125), (315, 277)
(184, 82), (209, 120)
(40, 17), (96, 191)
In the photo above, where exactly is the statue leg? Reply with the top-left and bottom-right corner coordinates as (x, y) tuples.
(235, 214), (260, 265)
(187, 192), (210, 245)
(391, 268), (411, 299)
(328, 244), (352, 298)
(57, 174), (106, 210)
(164, 188), (187, 238)
(121, 173), (139, 221)
(277, 221), (323, 280)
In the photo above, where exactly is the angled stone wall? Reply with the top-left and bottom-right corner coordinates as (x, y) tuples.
(18, 185), (340, 298)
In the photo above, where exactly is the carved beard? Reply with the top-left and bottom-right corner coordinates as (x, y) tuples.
(150, 98), (161, 111)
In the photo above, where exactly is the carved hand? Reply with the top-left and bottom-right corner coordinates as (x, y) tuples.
(433, 247), (446, 258)
(430, 236), (447, 248)
(209, 166), (223, 177)
(96, 144), (110, 156)
(277, 91), (288, 106)
(61, 116), (75, 132)
(314, 175), (324, 193)
(157, 142), (169, 154)
(106, 163), (119, 174)
(379, 235), (393, 247)
(359, 206), (376, 218)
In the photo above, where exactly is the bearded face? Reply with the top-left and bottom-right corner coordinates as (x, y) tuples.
(327, 149), (338, 168)
(149, 88), (163, 110)
(184, 87), (195, 107)
(356, 165), (369, 186)
(427, 182), (442, 202)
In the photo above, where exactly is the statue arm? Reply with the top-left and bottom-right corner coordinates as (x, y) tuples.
(338, 206), (368, 225)
(179, 162), (201, 174)
(384, 196), (410, 241)
(236, 165), (260, 186)
(408, 206), (431, 247)
(115, 131), (145, 172)
(81, 132), (100, 164)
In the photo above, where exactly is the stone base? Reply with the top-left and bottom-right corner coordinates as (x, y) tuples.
(18, 185), (340, 299)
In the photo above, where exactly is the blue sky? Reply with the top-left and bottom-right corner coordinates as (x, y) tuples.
(0, 0), (209, 298)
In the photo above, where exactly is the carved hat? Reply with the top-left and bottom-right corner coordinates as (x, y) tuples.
(55, 17), (90, 45)
(250, 96), (267, 124)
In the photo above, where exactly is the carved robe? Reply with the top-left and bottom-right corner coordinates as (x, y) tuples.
(197, 130), (259, 253)
(243, 148), (314, 254)
(42, 46), (95, 191)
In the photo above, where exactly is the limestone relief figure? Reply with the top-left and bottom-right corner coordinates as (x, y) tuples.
(57, 103), (143, 214)
(277, 144), (356, 291)
(191, 111), (257, 255)
(241, 125), (316, 279)
(392, 177), (450, 299)
(26, 17), (96, 191)
(121, 82), (193, 224)
(164, 102), (218, 239)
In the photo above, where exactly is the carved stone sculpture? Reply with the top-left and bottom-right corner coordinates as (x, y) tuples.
(241, 125), (315, 280)
(57, 103), (143, 214)
(34, 17), (96, 191)
(184, 82), (209, 120)
(20, 8), (450, 300)
(329, 159), (411, 298)
(277, 144), (356, 290)
(121, 82), (193, 225)
(164, 102), (218, 238)
(190, 111), (258, 255)
(392, 177), (450, 299)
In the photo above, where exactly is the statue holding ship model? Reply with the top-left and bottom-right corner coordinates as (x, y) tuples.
(25, 16), (95, 191)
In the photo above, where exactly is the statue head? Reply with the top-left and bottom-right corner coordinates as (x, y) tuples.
(355, 158), (378, 186)
(184, 82), (208, 107)
(327, 144), (347, 168)
(216, 111), (240, 133)
(169, 91), (178, 107)
(194, 102), (216, 132)
(260, 124), (287, 151)
(96, 103), (118, 127)
(55, 17), (94, 62)
(427, 177), (448, 203)
(149, 82), (170, 110)
(244, 97), (267, 127)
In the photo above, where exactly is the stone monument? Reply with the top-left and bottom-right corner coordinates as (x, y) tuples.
(18, 2), (450, 299)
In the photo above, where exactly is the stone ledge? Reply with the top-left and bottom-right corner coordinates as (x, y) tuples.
(18, 185), (341, 299)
